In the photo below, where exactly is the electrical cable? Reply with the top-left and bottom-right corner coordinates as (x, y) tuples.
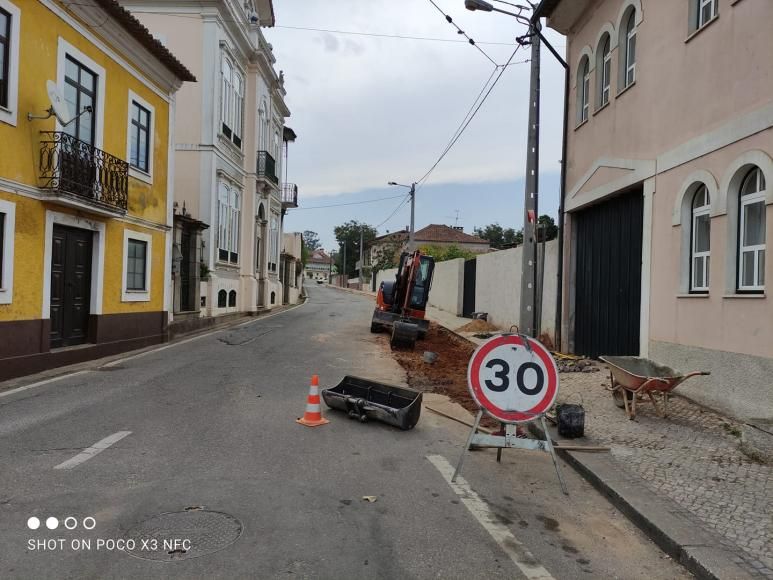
(274, 25), (516, 46)
(375, 194), (411, 229)
(415, 44), (521, 188)
(425, 0), (498, 66)
(288, 194), (405, 211)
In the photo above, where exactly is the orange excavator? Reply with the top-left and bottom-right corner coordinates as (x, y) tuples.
(371, 250), (435, 349)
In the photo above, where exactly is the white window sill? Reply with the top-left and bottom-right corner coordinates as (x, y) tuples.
(0, 288), (11, 304)
(686, 15), (719, 43)
(574, 118), (588, 131)
(0, 106), (17, 127)
(677, 293), (709, 298)
(723, 293), (766, 299)
(593, 101), (610, 116)
(616, 80), (636, 99)
(122, 290), (151, 302)
(129, 167), (153, 185)
(217, 133), (244, 157)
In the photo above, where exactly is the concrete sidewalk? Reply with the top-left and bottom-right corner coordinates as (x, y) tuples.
(424, 306), (770, 580)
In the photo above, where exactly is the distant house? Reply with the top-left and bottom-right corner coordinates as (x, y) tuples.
(306, 249), (334, 280)
(414, 224), (490, 254)
(365, 224), (490, 269)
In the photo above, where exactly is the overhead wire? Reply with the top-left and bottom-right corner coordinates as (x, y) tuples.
(375, 194), (411, 229)
(415, 43), (522, 188)
(274, 25), (516, 46)
(425, 0), (498, 66)
(289, 194), (405, 211)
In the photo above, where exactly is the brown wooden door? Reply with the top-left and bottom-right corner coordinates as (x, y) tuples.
(50, 225), (92, 348)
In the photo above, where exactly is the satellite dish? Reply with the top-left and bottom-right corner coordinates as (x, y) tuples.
(46, 80), (73, 125)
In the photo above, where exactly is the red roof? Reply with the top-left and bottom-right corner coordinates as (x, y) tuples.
(414, 224), (487, 245)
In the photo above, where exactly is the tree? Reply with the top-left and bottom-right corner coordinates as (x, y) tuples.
(303, 230), (321, 251)
(537, 214), (558, 241)
(474, 223), (519, 249)
(419, 244), (476, 262)
(333, 221), (377, 277)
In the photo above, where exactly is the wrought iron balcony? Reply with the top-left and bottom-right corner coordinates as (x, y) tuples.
(257, 151), (278, 185)
(39, 132), (128, 212)
(281, 183), (298, 208)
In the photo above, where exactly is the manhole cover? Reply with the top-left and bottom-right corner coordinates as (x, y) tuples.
(124, 510), (242, 561)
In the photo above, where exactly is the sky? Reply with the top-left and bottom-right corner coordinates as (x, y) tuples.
(263, 0), (567, 250)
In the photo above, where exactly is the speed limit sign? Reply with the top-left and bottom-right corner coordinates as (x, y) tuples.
(467, 334), (559, 423)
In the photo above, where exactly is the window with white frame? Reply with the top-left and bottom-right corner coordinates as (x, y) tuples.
(690, 185), (710, 292)
(0, 0), (19, 126)
(598, 34), (611, 108)
(220, 54), (243, 148)
(0, 198), (15, 304)
(576, 56), (590, 125)
(622, 9), (637, 88)
(128, 97), (152, 175)
(696, 0), (718, 29)
(217, 181), (241, 264)
(259, 98), (268, 150)
(122, 230), (152, 302)
(738, 167), (766, 291)
(269, 213), (279, 271)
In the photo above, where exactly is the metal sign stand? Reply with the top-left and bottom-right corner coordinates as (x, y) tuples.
(451, 410), (568, 495)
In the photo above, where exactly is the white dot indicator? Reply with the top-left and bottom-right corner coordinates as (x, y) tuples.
(64, 517), (78, 530)
(83, 517), (96, 530)
(46, 517), (59, 530)
(27, 517), (41, 530)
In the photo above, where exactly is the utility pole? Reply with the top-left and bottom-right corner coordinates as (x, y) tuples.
(519, 23), (541, 337)
(342, 242), (347, 287)
(408, 182), (416, 252)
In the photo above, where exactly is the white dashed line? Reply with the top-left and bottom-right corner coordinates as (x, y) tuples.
(0, 371), (91, 400)
(427, 454), (555, 580)
(54, 431), (132, 470)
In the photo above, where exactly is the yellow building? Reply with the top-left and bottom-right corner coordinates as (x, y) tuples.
(0, 0), (194, 380)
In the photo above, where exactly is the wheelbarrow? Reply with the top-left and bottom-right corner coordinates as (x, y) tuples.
(599, 356), (709, 420)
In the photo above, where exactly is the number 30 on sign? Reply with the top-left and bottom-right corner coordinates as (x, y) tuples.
(467, 334), (559, 423)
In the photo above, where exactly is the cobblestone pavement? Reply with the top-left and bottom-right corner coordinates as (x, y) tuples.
(557, 367), (773, 577)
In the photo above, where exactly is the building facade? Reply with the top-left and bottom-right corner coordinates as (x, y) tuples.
(122, 0), (297, 328)
(538, 0), (772, 419)
(0, 0), (193, 380)
(280, 232), (303, 304)
(306, 249), (334, 281)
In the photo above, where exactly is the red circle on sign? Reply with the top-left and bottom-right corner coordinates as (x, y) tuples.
(467, 335), (558, 423)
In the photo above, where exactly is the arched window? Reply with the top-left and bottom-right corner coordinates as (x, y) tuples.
(228, 290), (237, 307)
(576, 56), (590, 125)
(618, 8), (637, 89)
(690, 185), (710, 292)
(218, 289), (227, 308)
(270, 291), (276, 305)
(597, 34), (611, 108)
(738, 167), (766, 291)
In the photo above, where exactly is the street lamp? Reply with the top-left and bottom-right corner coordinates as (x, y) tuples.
(465, 0), (568, 343)
(388, 181), (416, 251)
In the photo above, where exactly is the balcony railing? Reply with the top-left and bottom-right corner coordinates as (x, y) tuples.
(257, 151), (278, 185)
(281, 183), (298, 208)
(39, 132), (128, 212)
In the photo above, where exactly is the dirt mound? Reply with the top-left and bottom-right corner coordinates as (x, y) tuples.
(390, 322), (499, 429)
(456, 319), (499, 333)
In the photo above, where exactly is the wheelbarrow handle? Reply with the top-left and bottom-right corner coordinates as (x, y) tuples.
(683, 371), (711, 379)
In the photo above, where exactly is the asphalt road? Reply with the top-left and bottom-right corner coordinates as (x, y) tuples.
(0, 285), (690, 579)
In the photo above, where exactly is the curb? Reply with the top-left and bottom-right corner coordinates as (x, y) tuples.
(423, 315), (755, 580)
(527, 421), (755, 580)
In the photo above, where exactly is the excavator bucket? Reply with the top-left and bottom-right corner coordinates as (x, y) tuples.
(390, 320), (419, 350)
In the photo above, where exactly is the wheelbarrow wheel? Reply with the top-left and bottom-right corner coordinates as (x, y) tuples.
(612, 388), (633, 409)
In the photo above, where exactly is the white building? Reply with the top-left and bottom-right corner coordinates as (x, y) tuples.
(121, 0), (297, 328)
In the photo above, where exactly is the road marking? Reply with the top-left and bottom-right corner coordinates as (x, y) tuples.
(427, 454), (555, 580)
(0, 371), (91, 400)
(54, 431), (132, 470)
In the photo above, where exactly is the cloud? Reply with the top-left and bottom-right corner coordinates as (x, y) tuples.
(266, 0), (566, 198)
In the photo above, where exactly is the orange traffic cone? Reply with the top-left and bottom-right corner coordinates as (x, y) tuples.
(296, 375), (329, 427)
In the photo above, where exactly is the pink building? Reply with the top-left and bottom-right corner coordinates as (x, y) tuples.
(538, 0), (772, 419)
